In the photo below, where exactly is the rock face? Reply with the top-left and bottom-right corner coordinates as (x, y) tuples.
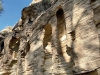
(0, 0), (100, 75)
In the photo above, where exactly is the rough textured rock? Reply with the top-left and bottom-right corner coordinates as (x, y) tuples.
(0, 0), (100, 75)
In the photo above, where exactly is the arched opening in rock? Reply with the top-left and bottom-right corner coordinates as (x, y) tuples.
(0, 39), (4, 54)
(8, 37), (20, 61)
(56, 8), (66, 54)
(9, 37), (20, 52)
(56, 8), (66, 41)
(43, 24), (52, 50)
(54, 8), (74, 75)
(28, 18), (33, 24)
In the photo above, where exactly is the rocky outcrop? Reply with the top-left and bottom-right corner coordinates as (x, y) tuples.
(0, 0), (100, 75)
(0, 26), (13, 55)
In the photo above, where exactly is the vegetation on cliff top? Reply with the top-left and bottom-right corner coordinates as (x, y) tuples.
(0, 0), (3, 13)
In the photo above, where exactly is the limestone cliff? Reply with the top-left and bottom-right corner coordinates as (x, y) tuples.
(0, 0), (100, 75)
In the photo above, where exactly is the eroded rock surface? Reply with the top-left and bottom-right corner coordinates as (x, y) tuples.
(0, 0), (100, 75)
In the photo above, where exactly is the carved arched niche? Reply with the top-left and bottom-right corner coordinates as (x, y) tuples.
(48, 8), (74, 74)
(43, 24), (52, 51)
(56, 8), (68, 55)
(56, 8), (66, 40)
(56, 8), (73, 63)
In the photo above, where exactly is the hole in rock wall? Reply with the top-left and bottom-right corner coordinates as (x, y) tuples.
(56, 8), (66, 55)
(90, 0), (96, 3)
(51, 8), (74, 75)
(56, 8), (66, 40)
(28, 18), (33, 24)
(9, 37), (20, 52)
(43, 24), (52, 50)
(0, 40), (4, 53)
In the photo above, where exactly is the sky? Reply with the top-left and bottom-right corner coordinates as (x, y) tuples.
(0, 0), (32, 31)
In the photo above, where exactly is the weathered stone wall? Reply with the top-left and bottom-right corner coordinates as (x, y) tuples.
(0, 0), (100, 75)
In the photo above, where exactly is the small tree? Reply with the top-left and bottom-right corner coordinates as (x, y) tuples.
(0, 0), (3, 13)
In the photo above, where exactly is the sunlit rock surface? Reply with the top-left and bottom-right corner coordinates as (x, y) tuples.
(0, 0), (100, 75)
